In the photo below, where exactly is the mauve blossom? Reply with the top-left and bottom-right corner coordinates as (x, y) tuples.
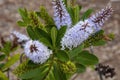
(52, 0), (72, 29)
(24, 40), (52, 64)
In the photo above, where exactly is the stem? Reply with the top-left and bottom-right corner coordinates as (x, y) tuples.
(20, 53), (24, 63)
(98, 70), (103, 80)
(42, 55), (54, 80)
(7, 68), (10, 79)
(6, 56), (10, 79)
(90, 46), (103, 80)
(71, 74), (79, 80)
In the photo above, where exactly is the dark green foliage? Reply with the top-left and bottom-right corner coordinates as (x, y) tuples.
(74, 50), (99, 66)
(68, 5), (82, 25)
(69, 44), (84, 59)
(0, 63), (5, 70)
(0, 54), (6, 61)
(56, 26), (67, 48)
(20, 65), (48, 79)
(55, 50), (69, 62)
(51, 27), (58, 48)
(27, 26), (52, 48)
(27, 26), (39, 40)
(76, 63), (86, 73)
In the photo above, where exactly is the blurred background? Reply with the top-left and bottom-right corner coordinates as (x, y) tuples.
(0, 0), (119, 80)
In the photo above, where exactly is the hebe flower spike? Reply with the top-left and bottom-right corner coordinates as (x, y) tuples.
(61, 5), (113, 50)
(88, 5), (113, 32)
(52, 0), (72, 29)
(24, 40), (52, 64)
(61, 20), (94, 50)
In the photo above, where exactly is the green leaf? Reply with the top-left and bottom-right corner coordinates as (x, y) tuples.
(56, 26), (67, 47)
(93, 40), (106, 46)
(0, 63), (5, 69)
(20, 64), (49, 79)
(75, 50), (99, 66)
(35, 27), (51, 41)
(27, 26), (52, 48)
(32, 70), (48, 80)
(44, 67), (56, 80)
(0, 71), (8, 80)
(1, 42), (12, 56)
(35, 27), (52, 48)
(73, 5), (81, 24)
(0, 54), (6, 61)
(27, 26), (39, 40)
(55, 50), (69, 62)
(33, 65), (55, 80)
(18, 8), (28, 18)
(51, 27), (57, 47)
(68, 5), (82, 25)
(39, 38), (52, 48)
(81, 9), (93, 21)
(17, 21), (27, 27)
(76, 63), (86, 73)
(53, 63), (67, 80)
(53, 63), (62, 80)
(69, 44), (84, 58)
(18, 8), (30, 24)
(2, 54), (20, 70)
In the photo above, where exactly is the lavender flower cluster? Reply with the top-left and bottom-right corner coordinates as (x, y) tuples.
(52, 0), (72, 29)
(11, 0), (113, 64)
(11, 31), (52, 64)
(54, 0), (113, 49)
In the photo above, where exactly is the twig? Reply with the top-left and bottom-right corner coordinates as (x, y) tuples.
(20, 53), (24, 63)
(71, 74), (79, 80)
(7, 68), (10, 79)
(98, 70), (103, 80)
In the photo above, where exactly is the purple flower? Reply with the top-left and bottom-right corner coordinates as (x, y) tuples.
(61, 20), (94, 50)
(24, 40), (52, 64)
(52, 0), (72, 29)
